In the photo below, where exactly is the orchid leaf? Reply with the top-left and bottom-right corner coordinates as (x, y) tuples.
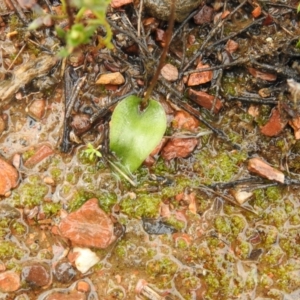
(109, 96), (167, 172)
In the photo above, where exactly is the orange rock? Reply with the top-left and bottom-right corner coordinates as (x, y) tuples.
(188, 89), (222, 113)
(111, 0), (133, 8)
(0, 158), (19, 196)
(188, 61), (213, 86)
(172, 110), (199, 131)
(248, 157), (285, 183)
(260, 107), (287, 137)
(96, 72), (125, 85)
(248, 67), (277, 81)
(0, 271), (20, 292)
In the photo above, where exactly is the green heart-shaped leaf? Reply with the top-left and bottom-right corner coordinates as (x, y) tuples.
(110, 96), (167, 172)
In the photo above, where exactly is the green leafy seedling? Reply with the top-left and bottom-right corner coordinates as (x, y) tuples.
(109, 96), (167, 173)
(83, 143), (102, 161)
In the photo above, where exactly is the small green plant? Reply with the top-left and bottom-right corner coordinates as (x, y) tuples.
(29, 0), (113, 56)
(83, 143), (102, 161)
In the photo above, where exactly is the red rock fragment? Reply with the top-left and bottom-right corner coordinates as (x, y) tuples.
(289, 116), (300, 140)
(225, 39), (239, 54)
(0, 271), (20, 292)
(248, 67), (277, 81)
(22, 263), (51, 287)
(248, 157), (285, 183)
(252, 5), (262, 18)
(188, 89), (222, 113)
(160, 64), (178, 82)
(193, 5), (214, 25)
(172, 110), (199, 131)
(0, 158), (19, 196)
(59, 198), (117, 249)
(24, 144), (54, 168)
(188, 61), (213, 86)
(260, 107), (287, 137)
(111, 0), (133, 8)
(28, 99), (46, 120)
(161, 138), (198, 160)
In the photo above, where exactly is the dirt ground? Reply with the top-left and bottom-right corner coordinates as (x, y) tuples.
(1, 0), (300, 299)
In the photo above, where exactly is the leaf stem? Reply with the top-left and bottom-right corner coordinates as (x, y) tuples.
(141, 0), (176, 109)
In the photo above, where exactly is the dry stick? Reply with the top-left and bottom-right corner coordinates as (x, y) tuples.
(171, 9), (199, 42)
(197, 184), (258, 215)
(207, 16), (266, 51)
(181, 0), (248, 74)
(142, 0), (176, 106)
(107, 19), (149, 54)
(137, 0), (143, 37)
(66, 75), (87, 118)
(227, 95), (278, 105)
(7, 43), (26, 70)
(250, 58), (300, 81)
(183, 57), (251, 76)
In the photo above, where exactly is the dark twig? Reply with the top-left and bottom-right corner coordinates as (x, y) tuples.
(159, 78), (240, 149)
(183, 57), (251, 76)
(107, 18), (149, 54)
(227, 95), (278, 105)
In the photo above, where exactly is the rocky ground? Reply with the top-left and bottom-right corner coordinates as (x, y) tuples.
(1, 0), (300, 299)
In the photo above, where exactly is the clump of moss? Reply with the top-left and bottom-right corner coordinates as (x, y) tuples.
(10, 221), (27, 235)
(14, 178), (48, 208)
(42, 202), (62, 216)
(68, 188), (96, 211)
(120, 193), (161, 218)
(98, 192), (117, 213)
(0, 241), (24, 260)
(146, 256), (178, 277)
(194, 148), (247, 184)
